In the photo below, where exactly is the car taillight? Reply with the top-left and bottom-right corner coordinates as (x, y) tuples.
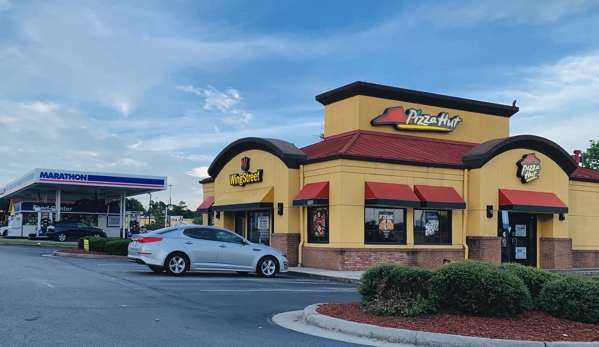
(138, 237), (163, 243)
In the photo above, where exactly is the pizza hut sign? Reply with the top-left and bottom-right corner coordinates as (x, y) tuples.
(371, 106), (462, 132)
(516, 153), (541, 184)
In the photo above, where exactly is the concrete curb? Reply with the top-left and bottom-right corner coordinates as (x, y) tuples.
(52, 251), (128, 261)
(287, 271), (361, 285)
(302, 304), (599, 347)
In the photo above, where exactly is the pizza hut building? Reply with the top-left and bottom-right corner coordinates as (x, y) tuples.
(197, 81), (599, 270)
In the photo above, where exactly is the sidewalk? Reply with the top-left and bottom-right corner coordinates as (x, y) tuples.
(287, 266), (363, 284)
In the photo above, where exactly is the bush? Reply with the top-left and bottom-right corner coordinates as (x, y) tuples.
(499, 263), (559, 305)
(428, 260), (532, 317)
(87, 237), (120, 252)
(104, 239), (130, 256)
(538, 275), (599, 324)
(359, 264), (436, 316)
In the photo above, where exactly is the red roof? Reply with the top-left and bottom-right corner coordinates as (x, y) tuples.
(293, 182), (329, 206)
(499, 189), (567, 214)
(571, 167), (599, 181)
(301, 130), (476, 167)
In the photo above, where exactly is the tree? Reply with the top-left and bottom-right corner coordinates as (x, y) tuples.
(192, 215), (203, 225)
(126, 198), (146, 213)
(582, 139), (599, 170)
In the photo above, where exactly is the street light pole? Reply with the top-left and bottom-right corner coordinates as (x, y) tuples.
(168, 185), (172, 226)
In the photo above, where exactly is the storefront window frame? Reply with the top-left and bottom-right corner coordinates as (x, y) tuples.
(413, 209), (452, 245)
(247, 210), (271, 245)
(364, 207), (407, 245)
(307, 206), (329, 244)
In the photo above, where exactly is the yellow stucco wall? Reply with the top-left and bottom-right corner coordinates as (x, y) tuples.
(324, 95), (509, 144)
(568, 180), (599, 250)
(209, 149), (301, 234)
(467, 149), (569, 240)
(302, 159), (465, 249)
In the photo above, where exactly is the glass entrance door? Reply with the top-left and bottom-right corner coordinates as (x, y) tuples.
(247, 210), (270, 246)
(234, 211), (245, 238)
(498, 213), (537, 266)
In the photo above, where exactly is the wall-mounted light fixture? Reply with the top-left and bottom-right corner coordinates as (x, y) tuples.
(215, 211), (220, 219)
(559, 213), (566, 221)
(277, 203), (284, 216)
(486, 205), (494, 218)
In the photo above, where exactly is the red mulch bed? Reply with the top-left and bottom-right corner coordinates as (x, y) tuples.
(317, 302), (599, 342)
(58, 249), (110, 255)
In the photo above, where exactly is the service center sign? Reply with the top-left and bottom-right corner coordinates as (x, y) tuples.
(371, 106), (462, 132)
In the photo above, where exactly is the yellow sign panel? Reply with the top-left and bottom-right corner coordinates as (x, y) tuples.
(84, 239), (89, 251)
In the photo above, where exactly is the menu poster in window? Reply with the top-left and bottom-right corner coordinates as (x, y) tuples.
(107, 215), (121, 227)
(425, 211), (439, 237)
(312, 208), (326, 237)
(378, 212), (394, 238)
(258, 216), (269, 230)
(515, 247), (527, 260)
(515, 224), (526, 237)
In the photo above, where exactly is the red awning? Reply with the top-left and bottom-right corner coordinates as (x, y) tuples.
(365, 182), (420, 207)
(293, 182), (329, 206)
(196, 196), (215, 213)
(499, 189), (567, 214)
(414, 185), (466, 209)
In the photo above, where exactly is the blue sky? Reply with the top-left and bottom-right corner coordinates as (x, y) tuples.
(1, 0), (599, 211)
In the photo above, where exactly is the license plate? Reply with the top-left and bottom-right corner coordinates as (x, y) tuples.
(130, 241), (138, 247)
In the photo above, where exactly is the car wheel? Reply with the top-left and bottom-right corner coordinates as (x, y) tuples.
(165, 253), (189, 276)
(148, 265), (164, 273)
(92, 234), (101, 238)
(2, 230), (6, 237)
(257, 256), (278, 278)
(57, 233), (67, 242)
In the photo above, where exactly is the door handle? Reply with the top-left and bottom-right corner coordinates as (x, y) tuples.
(219, 244), (227, 248)
(185, 241), (193, 245)
(511, 238), (517, 245)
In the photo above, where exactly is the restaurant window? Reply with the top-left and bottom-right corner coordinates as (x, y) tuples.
(307, 207), (328, 243)
(413, 209), (452, 245)
(364, 207), (406, 244)
(247, 211), (270, 246)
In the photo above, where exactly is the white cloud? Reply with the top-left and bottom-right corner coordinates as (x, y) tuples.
(21, 101), (60, 113)
(186, 166), (209, 178)
(179, 85), (242, 112)
(474, 51), (599, 154)
(222, 109), (253, 125)
(214, 126), (220, 133)
(122, 158), (146, 166)
(0, 0), (10, 13)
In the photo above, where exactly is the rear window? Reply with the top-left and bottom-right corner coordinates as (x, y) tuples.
(149, 227), (178, 235)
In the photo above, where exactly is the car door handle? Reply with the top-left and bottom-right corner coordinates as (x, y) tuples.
(219, 244), (227, 248)
(185, 241), (193, 245)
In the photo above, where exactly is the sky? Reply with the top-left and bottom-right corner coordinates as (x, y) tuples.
(1, 0), (599, 211)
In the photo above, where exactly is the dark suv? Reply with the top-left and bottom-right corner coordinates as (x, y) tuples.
(46, 221), (107, 242)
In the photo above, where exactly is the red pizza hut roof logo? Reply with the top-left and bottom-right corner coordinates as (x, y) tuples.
(516, 153), (541, 184)
(371, 106), (462, 132)
(241, 157), (250, 172)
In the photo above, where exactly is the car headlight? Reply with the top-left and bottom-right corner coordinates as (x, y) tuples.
(276, 249), (286, 257)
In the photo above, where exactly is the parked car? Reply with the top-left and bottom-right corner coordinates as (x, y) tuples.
(0, 226), (8, 237)
(46, 221), (107, 242)
(128, 225), (289, 277)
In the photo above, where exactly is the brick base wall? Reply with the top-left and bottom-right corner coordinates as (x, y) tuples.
(466, 236), (501, 265)
(572, 250), (599, 268)
(270, 233), (300, 266)
(301, 247), (465, 271)
(540, 238), (572, 269)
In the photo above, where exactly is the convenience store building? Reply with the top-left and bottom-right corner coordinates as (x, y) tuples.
(197, 81), (599, 270)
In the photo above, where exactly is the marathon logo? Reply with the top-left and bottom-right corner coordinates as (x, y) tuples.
(371, 106), (462, 132)
(229, 170), (263, 187)
(40, 172), (87, 181)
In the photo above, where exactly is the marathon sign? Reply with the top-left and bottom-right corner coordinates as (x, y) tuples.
(40, 172), (87, 181)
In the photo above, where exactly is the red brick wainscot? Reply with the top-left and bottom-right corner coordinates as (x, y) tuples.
(466, 236), (501, 265)
(572, 250), (599, 268)
(301, 247), (465, 271)
(270, 233), (300, 266)
(540, 237), (572, 269)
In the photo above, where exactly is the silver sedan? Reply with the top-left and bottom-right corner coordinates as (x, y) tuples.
(127, 225), (289, 277)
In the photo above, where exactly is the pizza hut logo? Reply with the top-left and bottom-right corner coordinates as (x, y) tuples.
(371, 106), (462, 132)
(516, 153), (541, 184)
(241, 157), (250, 172)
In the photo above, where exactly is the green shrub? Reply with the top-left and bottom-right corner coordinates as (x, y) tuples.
(538, 275), (599, 324)
(359, 264), (436, 317)
(499, 263), (559, 305)
(428, 260), (532, 317)
(104, 239), (130, 256)
(87, 237), (120, 252)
